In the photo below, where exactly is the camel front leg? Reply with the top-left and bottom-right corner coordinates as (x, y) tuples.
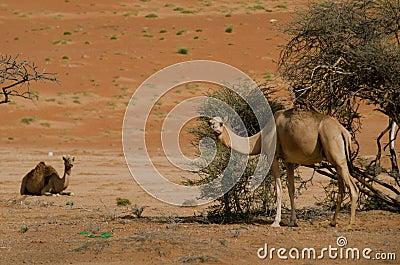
(286, 163), (298, 227)
(271, 159), (282, 227)
(59, 191), (74, 196)
(41, 183), (54, 196)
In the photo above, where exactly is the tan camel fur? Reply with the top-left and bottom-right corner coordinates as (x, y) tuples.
(20, 155), (75, 196)
(209, 108), (358, 227)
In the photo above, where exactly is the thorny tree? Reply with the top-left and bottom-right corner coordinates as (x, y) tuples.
(0, 55), (58, 104)
(279, 0), (400, 210)
(189, 85), (284, 223)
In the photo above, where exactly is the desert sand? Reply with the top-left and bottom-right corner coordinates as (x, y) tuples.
(1, 1), (398, 264)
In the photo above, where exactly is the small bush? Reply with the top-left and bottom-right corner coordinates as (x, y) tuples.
(252, 5), (265, 10)
(116, 197), (131, 206)
(145, 13), (158, 18)
(131, 204), (147, 218)
(225, 25), (234, 33)
(21, 117), (35, 125)
(40, 122), (51, 127)
(275, 4), (288, 9)
(176, 47), (188, 54)
(20, 226), (29, 233)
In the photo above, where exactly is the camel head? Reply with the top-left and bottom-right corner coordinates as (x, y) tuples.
(208, 117), (225, 136)
(62, 155), (75, 170)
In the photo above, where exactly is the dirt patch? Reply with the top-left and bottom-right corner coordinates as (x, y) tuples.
(0, 0), (399, 264)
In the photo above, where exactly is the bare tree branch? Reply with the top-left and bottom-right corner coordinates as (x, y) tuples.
(0, 54), (58, 104)
(388, 122), (400, 186)
(279, 0), (400, 210)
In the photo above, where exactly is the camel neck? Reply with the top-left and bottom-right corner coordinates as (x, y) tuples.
(62, 167), (72, 179)
(62, 166), (72, 188)
(218, 126), (262, 155)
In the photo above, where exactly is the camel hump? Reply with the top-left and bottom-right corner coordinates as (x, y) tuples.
(44, 165), (58, 176)
(33, 162), (47, 172)
(275, 107), (326, 124)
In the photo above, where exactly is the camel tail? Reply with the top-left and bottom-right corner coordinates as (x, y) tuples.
(341, 130), (355, 176)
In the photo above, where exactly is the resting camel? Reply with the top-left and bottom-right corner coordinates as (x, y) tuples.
(20, 155), (75, 196)
(209, 108), (358, 227)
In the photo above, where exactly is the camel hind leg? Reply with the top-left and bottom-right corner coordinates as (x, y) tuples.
(330, 176), (345, 227)
(20, 176), (28, 195)
(319, 119), (359, 225)
(335, 165), (358, 225)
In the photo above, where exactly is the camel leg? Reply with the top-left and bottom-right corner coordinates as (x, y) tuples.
(286, 163), (298, 227)
(271, 159), (282, 227)
(20, 176), (28, 195)
(330, 176), (345, 227)
(336, 165), (358, 225)
(41, 183), (53, 196)
(60, 191), (74, 196)
(319, 120), (358, 226)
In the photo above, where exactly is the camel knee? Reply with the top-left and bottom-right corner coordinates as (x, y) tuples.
(346, 180), (358, 210)
(41, 186), (52, 196)
(349, 181), (358, 197)
(337, 167), (358, 199)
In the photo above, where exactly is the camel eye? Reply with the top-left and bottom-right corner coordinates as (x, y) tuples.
(219, 122), (223, 127)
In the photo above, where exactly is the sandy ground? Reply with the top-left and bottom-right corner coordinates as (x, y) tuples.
(0, 1), (399, 264)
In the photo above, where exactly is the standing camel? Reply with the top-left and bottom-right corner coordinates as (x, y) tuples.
(208, 108), (358, 227)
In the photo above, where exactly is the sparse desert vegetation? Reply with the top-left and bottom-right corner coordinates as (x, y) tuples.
(0, 0), (399, 264)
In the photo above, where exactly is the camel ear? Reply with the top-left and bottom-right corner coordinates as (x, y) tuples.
(221, 116), (230, 126)
(62, 155), (67, 161)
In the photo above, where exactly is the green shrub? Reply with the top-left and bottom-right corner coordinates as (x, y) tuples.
(225, 25), (234, 33)
(188, 84), (284, 223)
(176, 47), (188, 54)
(116, 197), (131, 206)
(21, 117), (35, 125)
(145, 13), (158, 18)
